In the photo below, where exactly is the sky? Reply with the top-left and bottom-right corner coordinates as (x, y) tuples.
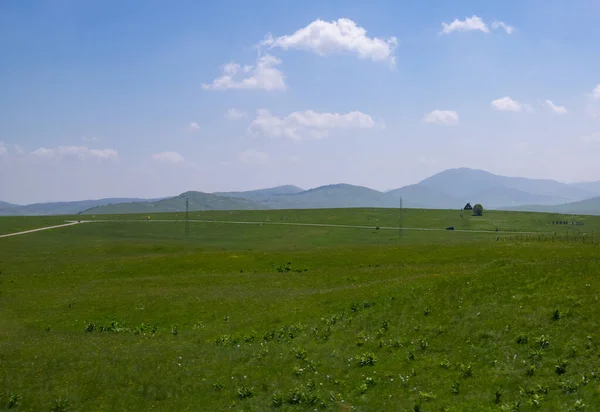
(1, 0), (600, 204)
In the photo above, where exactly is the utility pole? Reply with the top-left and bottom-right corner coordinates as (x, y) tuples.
(185, 197), (190, 237)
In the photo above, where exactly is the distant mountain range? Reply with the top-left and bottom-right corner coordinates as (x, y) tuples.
(2, 168), (600, 216)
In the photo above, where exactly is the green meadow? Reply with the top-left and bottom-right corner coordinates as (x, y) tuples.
(1, 208), (599, 411)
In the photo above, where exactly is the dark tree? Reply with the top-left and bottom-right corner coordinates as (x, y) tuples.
(473, 204), (484, 216)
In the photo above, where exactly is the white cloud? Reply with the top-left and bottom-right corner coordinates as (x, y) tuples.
(238, 149), (269, 165)
(152, 151), (185, 164)
(491, 97), (532, 113)
(0, 142), (6, 157)
(225, 108), (247, 119)
(441, 15), (489, 34)
(492, 21), (515, 34)
(30, 146), (119, 160)
(248, 109), (381, 140)
(202, 55), (286, 91)
(14, 144), (24, 155)
(422, 110), (460, 125)
(593, 84), (600, 100)
(188, 122), (200, 132)
(545, 100), (568, 114)
(580, 132), (600, 144)
(82, 136), (102, 142)
(260, 18), (398, 66)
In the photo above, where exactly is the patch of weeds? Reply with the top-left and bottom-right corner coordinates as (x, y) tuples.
(495, 387), (504, 404)
(237, 385), (253, 399)
(553, 308), (562, 321)
(274, 262), (292, 273)
(272, 392), (283, 407)
(50, 397), (70, 412)
(451, 382), (460, 395)
(555, 359), (568, 375)
(406, 350), (415, 361)
(7, 393), (20, 409)
(440, 359), (451, 369)
(311, 325), (331, 341)
(535, 335), (550, 349)
(285, 383), (325, 406)
(418, 391), (435, 402)
(526, 364), (536, 376)
(459, 363), (472, 378)
(243, 334), (255, 343)
(424, 307), (431, 316)
(356, 332), (369, 347)
(418, 338), (428, 351)
(528, 349), (544, 362)
(570, 399), (586, 411)
(357, 352), (377, 367)
(293, 347), (307, 360)
(213, 383), (224, 391)
(527, 394), (543, 408)
(500, 401), (521, 412)
(45, 326), (51, 332)
(293, 365), (305, 376)
(398, 374), (410, 388)
(516, 334), (528, 344)
(435, 325), (446, 335)
(560, 380), (579, 394)
(359, 376), (376, 394)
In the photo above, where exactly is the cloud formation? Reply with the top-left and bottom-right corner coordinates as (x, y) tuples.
(188, 122), (200, 132)
(422, 110), (460, 125)
(491, 21), (515, 34)
(441, 16), (489, 34)
(593, 84), (600, 100)
(545, 100), (568, 114)
(248, 109), (381, 140)
(441, 16), (515, 35)
(30, 146), (119, 160)
(260, 18), (397, 66)
(203, 55), (286, 91)
(152, 151), (185, 164)
(225, 108), (247, 119)
(491, 97), (532, 113)
(238, 149), (269, 165)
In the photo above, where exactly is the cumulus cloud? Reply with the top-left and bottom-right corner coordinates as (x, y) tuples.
(260, 18), (397, 65)
(238, 149), (269, 165)
(203, 55), (286, 91)
(441, 15), (489, 34)
(593, 84), (600, 100)
(188, 122), (200, 132)
(492, 21), (515, 34)
(545, 100), (568, 114)
(491, 97), (532, 113)
(152, 151), (185, 164)
(225, 108), (247, 119)
(248, 109), (381, 140)
(422, 110), (460, 125)
(30, 146), (119, 160)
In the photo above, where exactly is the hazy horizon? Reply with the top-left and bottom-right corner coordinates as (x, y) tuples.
(2, 1), (600, 204)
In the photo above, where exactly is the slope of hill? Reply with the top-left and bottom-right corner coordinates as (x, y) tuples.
(215, 185), (304, 200)
(504, 196), (600, 215)
(571, 181), (600, 196)
(0, 198), (153, 216)
(419, 168), (594, 204)
(252, 184), (400, 209)
(81, 191), (266, 215)
(386, 184), (462, 209)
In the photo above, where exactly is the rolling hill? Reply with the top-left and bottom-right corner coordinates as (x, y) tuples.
(80, 191), (266, 215)
(503, 196), (600, 216)
(419, 168), (594, 205)
(3, 168), (600, 216)
(0, 198), (154, 216)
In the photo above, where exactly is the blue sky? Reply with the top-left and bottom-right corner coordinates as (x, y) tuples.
(1, 0), (600, 203)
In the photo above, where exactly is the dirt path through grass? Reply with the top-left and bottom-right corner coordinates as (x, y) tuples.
(0, 221), (82, 238)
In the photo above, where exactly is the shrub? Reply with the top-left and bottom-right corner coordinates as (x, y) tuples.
(555, 359), (568, 375)
(357, 352), (377, 367)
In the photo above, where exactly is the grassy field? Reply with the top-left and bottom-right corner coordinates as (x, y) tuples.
(1, 209), (599, 411)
